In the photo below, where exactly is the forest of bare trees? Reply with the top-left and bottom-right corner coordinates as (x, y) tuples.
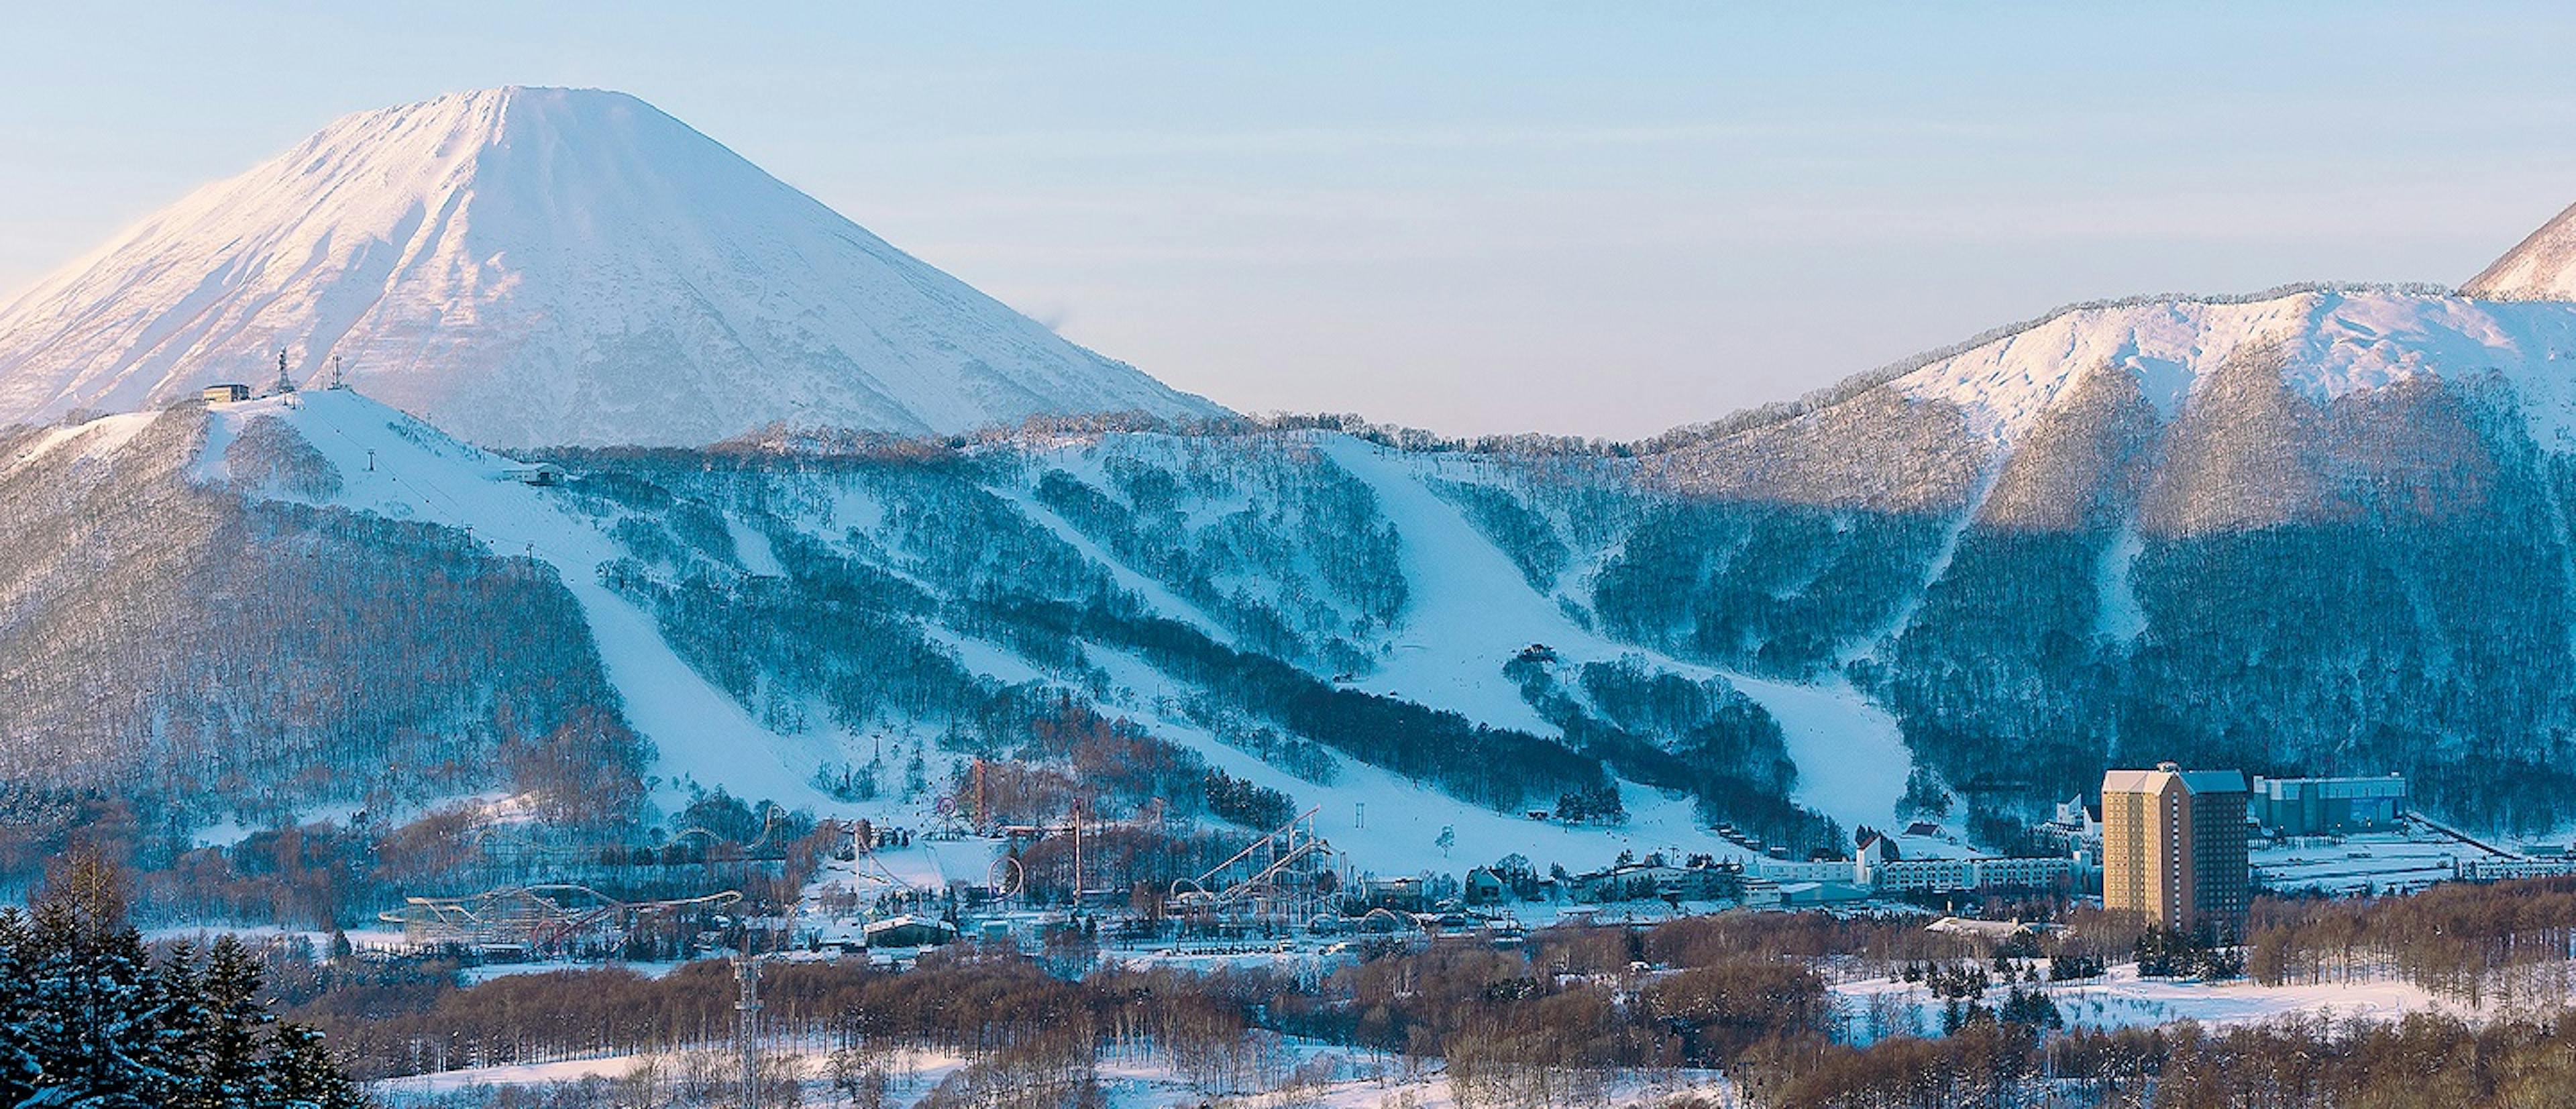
(268, 880), (2576, 1108)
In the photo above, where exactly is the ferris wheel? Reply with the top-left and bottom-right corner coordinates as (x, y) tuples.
(986, 855), (1025, 900)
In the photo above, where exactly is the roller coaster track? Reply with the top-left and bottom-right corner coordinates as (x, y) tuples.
(382, 883), (743, 952)
(1171, 807), (1339, 924)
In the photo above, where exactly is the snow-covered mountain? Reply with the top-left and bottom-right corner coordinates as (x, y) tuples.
(1651, 285), (2576, 522)
(0, 87), (1223, 447)
(2463, 199), (2576, 301)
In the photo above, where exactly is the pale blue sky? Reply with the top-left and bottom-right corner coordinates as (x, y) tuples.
(8, 3), (2576, 437)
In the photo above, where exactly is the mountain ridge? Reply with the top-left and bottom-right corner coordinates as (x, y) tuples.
(1646, 286), (2576, 525)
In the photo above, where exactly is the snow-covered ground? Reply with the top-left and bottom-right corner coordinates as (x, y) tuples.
(1725, 674), (1914, 842)
(798, 834), (1000, 912)
(2251, 826), (2499, 896)
(2094, 525), (2150, 643)
(1087, 649), (1747, 878)
(1835, 963), (2474, 1043)
(455, 959), (690, 986)
(3, 409), (156, 475)
(1314, 435), (1925, 851)
(1890, 288), (2576, 454)
(139, 925), (407, 953)
(1310, 435), (1566, 736)
(374, 1037), (1737, 1108)
(378, 1055), (655, 1100)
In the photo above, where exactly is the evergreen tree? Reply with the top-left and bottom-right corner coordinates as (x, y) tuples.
(0, 908), (40, 1106)
(158, 941), (208, 1108)
(266, 1024), (365, 1109)
(0, 854), (365, 1107)
(21, 855), (180, 1106)
(197, 935), (276, 1107)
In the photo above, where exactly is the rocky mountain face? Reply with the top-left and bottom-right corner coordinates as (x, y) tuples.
(0, 87), (1223, 448)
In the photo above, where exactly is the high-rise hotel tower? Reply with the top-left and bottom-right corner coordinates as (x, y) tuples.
(2100, 763), (2249, 937)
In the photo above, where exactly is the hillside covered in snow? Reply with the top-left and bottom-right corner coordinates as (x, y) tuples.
(0, 87), (1223, 448)
(0, 376), (2020, 895)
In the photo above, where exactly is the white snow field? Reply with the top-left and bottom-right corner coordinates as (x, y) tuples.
(1078, 653), (1737, 878)
(2, 410), (156, 476)
(1726, 674), (1915, 840)
(1834, 964), (2473, 1044)
(0, 87), (1222, 447)
(2249, 826), (2499, 896)
(2467, 197), (2576, 301)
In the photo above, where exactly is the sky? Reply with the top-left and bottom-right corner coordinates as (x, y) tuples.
(8, 4), (2576, 439)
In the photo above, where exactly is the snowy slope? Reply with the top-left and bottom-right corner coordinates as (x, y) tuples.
(1311, 436), (1566, 734)
(194, 388), (843, 809)
(1083, 649), (1746, 878)
(0, 87), (1222, 447)
(1887, 288), (2576, 453)
(1310, 435), (1922, 841)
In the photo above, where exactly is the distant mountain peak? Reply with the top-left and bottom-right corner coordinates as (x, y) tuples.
(0, 87), (1224, 447)
(2463, 200), (2576, 301)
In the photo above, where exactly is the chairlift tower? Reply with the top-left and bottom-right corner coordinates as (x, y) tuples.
(735, 949), (762, 1108)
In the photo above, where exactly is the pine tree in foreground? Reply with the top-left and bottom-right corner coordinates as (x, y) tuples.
(3, 852), (370, 1108)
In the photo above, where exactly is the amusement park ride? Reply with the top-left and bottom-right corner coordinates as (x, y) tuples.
(379, 884), (743, 954)
(378, 808), (809, 955)
(1166, 806), (1344, 930)
(383, 796), (1373, 958)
